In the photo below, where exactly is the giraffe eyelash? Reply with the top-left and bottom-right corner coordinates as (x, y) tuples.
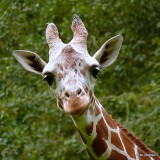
(43, 73), (54, 86)
(90, 66), (100, 79)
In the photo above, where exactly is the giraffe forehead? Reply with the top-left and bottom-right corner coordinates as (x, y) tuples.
(43, 45), (99, 76)
(55, 45), (92, 70)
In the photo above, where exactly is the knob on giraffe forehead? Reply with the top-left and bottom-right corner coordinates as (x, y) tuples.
(71, 15), (88, 50)
(71, 14), (88, 39)
(46, 23), (62, 48)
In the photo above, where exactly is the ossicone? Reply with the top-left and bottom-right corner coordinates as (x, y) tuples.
(71, 14), (88, 48)
(46, 23), (62, 48)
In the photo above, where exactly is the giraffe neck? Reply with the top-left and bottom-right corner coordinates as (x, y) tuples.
(71, 95), (159, 160)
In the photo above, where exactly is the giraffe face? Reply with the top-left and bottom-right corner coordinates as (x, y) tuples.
(13, 15), (123, 116)
(42, 45), (100, 116)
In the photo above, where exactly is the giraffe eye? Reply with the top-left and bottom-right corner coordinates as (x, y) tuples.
(43, 74), (54, 86)
(91, 67), (100, 79)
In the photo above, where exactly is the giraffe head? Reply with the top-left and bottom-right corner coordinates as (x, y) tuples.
(13, 15), (123, 116)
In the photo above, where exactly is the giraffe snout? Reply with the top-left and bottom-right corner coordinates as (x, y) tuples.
(64, 87), (83, 99)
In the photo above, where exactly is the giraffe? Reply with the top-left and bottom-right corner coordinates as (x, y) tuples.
(12, 15), (159, 160)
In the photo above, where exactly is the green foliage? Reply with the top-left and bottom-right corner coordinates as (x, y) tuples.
(0, 0), (160, 159)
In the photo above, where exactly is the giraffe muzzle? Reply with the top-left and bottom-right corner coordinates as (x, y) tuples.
(62, 94), (90, 116)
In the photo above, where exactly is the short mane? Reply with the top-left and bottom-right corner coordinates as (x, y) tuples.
(113, 118), (160, 159)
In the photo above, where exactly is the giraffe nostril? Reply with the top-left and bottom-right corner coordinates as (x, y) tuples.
(77, 88), (82, 95)
(65, 88), (82, 98)
(65, 91), (70, 98)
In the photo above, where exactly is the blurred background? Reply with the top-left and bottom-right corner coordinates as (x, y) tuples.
(0, 0), (160, 159)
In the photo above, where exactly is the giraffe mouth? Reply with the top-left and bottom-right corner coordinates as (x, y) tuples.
(63, 96), (90, 116)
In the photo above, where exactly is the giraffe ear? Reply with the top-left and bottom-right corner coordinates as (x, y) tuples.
(13, 50), (47, 75)
(93, 35), (123, 69)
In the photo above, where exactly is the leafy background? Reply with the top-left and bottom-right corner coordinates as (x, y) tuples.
(0, 0), (160, 159)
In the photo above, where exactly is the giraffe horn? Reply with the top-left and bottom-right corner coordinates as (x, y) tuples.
(71, 14), (88, 47)
(46, 23), (62, 48)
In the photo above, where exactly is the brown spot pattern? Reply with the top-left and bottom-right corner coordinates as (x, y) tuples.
(108, 150), (128, 160)
(58, 99), (63, 109)
(91, 118), (108, 157)
(57, 73), (63, 81)
(91, 136), (108, 157)
(85, 122), (93, 136)
(113, 119), (159, 158)
(60, 45), (86, 69)
(120, 130), (136, 159)
(89, 91), (93, 98)
(80, 69), (86, 76)
(137, 148), (151, 160)
(90, 96), (94, 104)
(84, 86), (88, 93)
(94, 105), (100, 116)
(111, 131), (123, 150)
(101, 107), (117, 129)
(61, 45), (75, 56)
(57, 64), (63, 71)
